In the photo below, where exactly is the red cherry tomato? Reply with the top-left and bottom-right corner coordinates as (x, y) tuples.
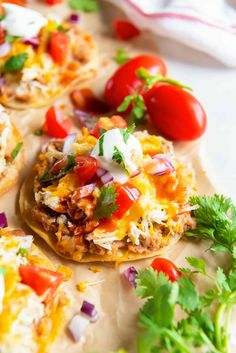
(49, 31), (69, 64)
(74, 156), (97, 185)
(144, 84), (207, 141)
(151, 258), (181, 282)
(92, 115), (127, 138)
(113, 18), (140, 41)
(45, 0), (63, 5)
(19, 263), (63, 300)
(104, 55), (167, 109)
(113, 182), (141, 219)
(42, 106), (72, 138)
(0, 26), (5, 45)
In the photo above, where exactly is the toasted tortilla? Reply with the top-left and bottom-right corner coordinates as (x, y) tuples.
(0, 227), (68, 353)
(0, 124), (23, 196)
(0, 30), (98, 110)
(20, 171), (182, 263)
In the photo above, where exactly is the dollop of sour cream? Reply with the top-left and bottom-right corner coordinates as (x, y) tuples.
(91, 128), (143, 183)
(2, 4), (47, 39)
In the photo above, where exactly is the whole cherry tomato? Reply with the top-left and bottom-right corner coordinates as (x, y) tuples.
(151, 258), (181, 282)
(74, 156), (97, 185)
(144, 84), (207, 141)
(104, 55), (167, 109)
(113, 18), (140, 41)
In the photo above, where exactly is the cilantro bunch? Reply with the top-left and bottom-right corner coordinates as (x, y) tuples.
(136, 194), (236, 353)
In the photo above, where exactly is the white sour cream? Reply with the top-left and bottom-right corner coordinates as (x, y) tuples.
(2, 4), (47, 39)
(91, 128), (142, 183)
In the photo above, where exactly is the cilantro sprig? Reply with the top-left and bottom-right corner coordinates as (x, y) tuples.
(117, 67), (191, 124)
(93, 184), (118, 220)
(11, 142), (23, 161)
(3, 53), (28, 73)
(40, 155), (76, 184)
(135, 194), (236, 353)
(113, 48), (130, 65)
(68, 0), (99, 12)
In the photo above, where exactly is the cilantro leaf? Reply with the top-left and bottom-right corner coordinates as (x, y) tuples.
(40, 155), (75, 184)
(177, 277), (199, 312)
(0, 14), (6, 21)
(34, 129), (43, 136)
(11, 142), (23, 161)
(98, 134), (104, 156)
(117, 95), (133, 113)
(113, 48), (130, 65)
(3, 53), (28, 73)
(120, 123), (135, 144)
(5, 35), (21, 43)
(68, 0), (99, 12)
(215, 267), (230, 292)
(93, 184), (118, 220)
(185, 257), (206, 275)
(112, 146), (128, 173)
(17, 248), (29, 257)
(57, 24), (69, 33)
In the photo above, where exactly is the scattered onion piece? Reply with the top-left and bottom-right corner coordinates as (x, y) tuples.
(0, 212), (8, 229)
(80, 300), (99, 323)
(96, 167), (106, 178)
(144, 155), (174, 176)
(62, 133), (77, 154)
(73, 108), (97, 132)
(123, 266), (137, 288)
(68, 314), (90, 342)
(101, 171), (114, 185)
(0, 43), (11, 58)
(24, 37), (39, 49)
(69, 13), (80, 23)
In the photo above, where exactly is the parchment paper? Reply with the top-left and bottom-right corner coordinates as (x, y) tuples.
(1, 1), (231, 352)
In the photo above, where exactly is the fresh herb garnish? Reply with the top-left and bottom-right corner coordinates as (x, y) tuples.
(34, 129), (43, 136)
(98, 134), (104, 156)
(3, 53), (28, 73)
(68, 0), (99, 12)
(17, 248), (29, 257)
(93, 184), (118, 220)
(120, 123), (135, 143)
(117, 94), (146, 124)
(113, 48), (130, 65)
(40, 155), (76, 183)
(135, 194), (236, 353)
(0, 266), (7, 276)
(5, 35), (21, 43)
(0, 14), (6, 21)
(11, 142), (23, 161)
(112, 146), (128, 173)
(117, 67), (191, 124)
(57, 24), (69, 33)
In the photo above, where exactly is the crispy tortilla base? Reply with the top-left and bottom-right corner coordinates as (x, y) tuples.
(20, 171), (181, 263)
(0, 124), (23, 196)
(1, 31), (98, 110)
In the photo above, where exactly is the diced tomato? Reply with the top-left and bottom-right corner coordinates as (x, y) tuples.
(42, 106), (72, 138)
(74, 156), (97, 185)
(2, 0), (26, 6)
(113, 182), (141, 219)
(0, 26), (5, 46)
(92, 115), (127, 138)
(45, 0), (63, 5)
(113, 18), (140, 41)
(49, 31), (69, 64)
(19, 263), (63, 300)
(151, 258), (182, 282)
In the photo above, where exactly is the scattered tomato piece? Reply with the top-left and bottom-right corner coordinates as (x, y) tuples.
(45, 0), (63, 5)
(74, 156), (97, 185)
(151, 258), (182, 282)
(113, 18), (140, 41)
(49, 31), (69, 64)
(70, 88), (109, 113)
(113, 182), (141, 219)
(2, 0), (26, 6)
(19, 263), (63, 300)
(42, 106), (72, 138)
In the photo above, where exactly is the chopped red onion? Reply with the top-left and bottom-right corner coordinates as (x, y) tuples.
(73, 108), (97, 132)
(101, 171), (114, 185)
(0, 78), (5, 90)
(69, 13), (80, 23)
(68, 314), (90, 342)
(96, 167), (106, 178)
(24, 37), (39, 50)
(62, 133), (77, 154)
(123, 266), (138, 288)
(0, 43), (11, 58)
(80, 300), (98, 323)
(78, 183), (96, 198)
(131, 169), (141, 178)
(0, 213), (8, 229)
(144, 156), (174, 176)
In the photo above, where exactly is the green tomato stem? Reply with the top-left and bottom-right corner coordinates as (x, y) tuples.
(156, 77), (193, 91)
